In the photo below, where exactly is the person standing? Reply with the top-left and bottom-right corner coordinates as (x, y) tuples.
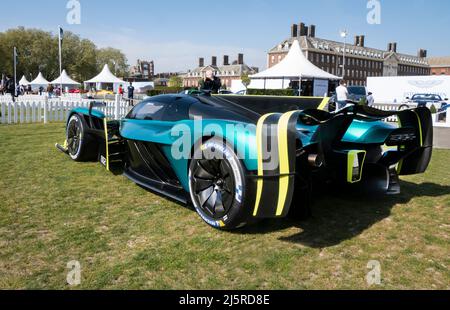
(367, 92), (375, 106)
(127, 82), (135, 105)
(118, 84), (124, 96)
(335, 80), (349, 110)
(0, 74), (5, 95)
(200, 70), (221, 94)
(5, 77), (16, 102)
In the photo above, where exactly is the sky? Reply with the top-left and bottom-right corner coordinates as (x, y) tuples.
(1, 0), (450, 73)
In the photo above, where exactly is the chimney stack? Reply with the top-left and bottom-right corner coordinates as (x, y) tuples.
(387, 42), (397, 52)
(211, 56), (217, 66)
(291, 24), (298, 38)
(223, 55), (229, 66)
(418, 49), (427, 58)
(199, 57), (204, 67)
(238, 53), (244, 65)
(354, 36), (360, 46)
(308, 25), (316, 38)
(359, 35), (365, 47)
(299, 22), (307, 36)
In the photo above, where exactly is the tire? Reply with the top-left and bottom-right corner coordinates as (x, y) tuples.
(66, 114), (98, 162)
(188, 138), (252, 230)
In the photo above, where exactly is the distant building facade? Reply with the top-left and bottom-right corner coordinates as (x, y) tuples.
(129, 60), (155, 80)
(428, 57), (450, 75)
(268, 22), (430, 85)
(183, 54), (258, 89)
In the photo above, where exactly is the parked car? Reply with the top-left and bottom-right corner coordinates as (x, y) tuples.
(401, 94), (448, 110)
(56, 93), (433, 230)
(347, 85), (368, 103)
(438, 102), (450, 122)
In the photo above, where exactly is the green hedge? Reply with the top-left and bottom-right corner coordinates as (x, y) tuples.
(247, 89), (296, 96)
(147, 87), (185, 96)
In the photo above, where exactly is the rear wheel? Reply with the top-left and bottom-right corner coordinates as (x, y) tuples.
(66, 114), (98, 161)
(189, 138), (252, 230)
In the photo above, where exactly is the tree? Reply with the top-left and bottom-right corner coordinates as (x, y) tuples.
(168, 75), (183, 88)
(0, 27), (128, 82)
(241, 73), (251, 89)
(96, 47), (128, 78)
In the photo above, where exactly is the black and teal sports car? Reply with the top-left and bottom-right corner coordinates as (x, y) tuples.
(56, 94), (433, 230)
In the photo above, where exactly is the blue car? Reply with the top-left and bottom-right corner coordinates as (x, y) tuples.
(56, 94), (433, 230)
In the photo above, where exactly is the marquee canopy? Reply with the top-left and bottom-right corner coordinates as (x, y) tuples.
(251, 40), (341, 80)
(85, 64), (125, 84)
(50, 70), (80, 85)
(30, 72), (49, 86)
(19, 75), (30, 85)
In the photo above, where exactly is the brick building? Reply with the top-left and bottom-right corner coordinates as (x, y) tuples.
(428, 57), (450, 75)
(129, 59), (155, 80)
(183, 54), (258, 89)
(268, 22), (430, 85)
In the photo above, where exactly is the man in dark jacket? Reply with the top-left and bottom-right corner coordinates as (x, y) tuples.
(200, 70), (221, 94)
(5, 77), (16, 102)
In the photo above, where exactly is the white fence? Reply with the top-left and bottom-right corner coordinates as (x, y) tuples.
(0, 95), (132, 125)
(372, 103), (450, 128)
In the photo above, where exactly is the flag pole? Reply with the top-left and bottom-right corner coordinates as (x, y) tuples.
(58, 26), (63, 96)
(13, 47), (17, 96)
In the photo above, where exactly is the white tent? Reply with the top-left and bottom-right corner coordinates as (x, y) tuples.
(19, 75), (30, 85)
(84, 64), (126, 92)
(30, 72), (49, 86)
(250, 40), (341, 93)
(251, 40), (341, 80)
(50, 70), (80, 86)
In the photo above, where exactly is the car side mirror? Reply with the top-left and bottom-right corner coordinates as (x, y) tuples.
(445, 98), (449, 101)
(405, 97), (410, 100)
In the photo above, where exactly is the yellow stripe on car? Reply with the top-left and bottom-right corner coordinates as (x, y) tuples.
(318, 97), (330, 111)
(276, 111), (297, 216)
(253, 113), (275, 217)
(413, 111), (423, 147)
(103, 118), (110, 171)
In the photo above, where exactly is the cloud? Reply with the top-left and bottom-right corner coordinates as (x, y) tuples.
(92, 30), (267, 73)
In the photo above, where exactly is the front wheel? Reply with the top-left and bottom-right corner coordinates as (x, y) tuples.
(66, 114), (98, 162)
(188, 138), (253, 230)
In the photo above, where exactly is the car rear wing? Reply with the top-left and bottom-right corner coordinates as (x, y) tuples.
(251, 105), (433, 219)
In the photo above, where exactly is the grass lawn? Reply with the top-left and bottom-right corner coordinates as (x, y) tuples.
(0, 123), (448, 290)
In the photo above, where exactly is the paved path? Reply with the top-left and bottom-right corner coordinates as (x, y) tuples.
(434, 127), (450, 149)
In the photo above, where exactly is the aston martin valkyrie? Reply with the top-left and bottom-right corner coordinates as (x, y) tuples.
(56, 93), (433, 230)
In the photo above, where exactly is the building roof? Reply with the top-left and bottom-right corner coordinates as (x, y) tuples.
(185, 63), (257, 79)
(427, 57), (450, 67)
(269, 36), (429, 67)
(252, 40), (341, 80)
